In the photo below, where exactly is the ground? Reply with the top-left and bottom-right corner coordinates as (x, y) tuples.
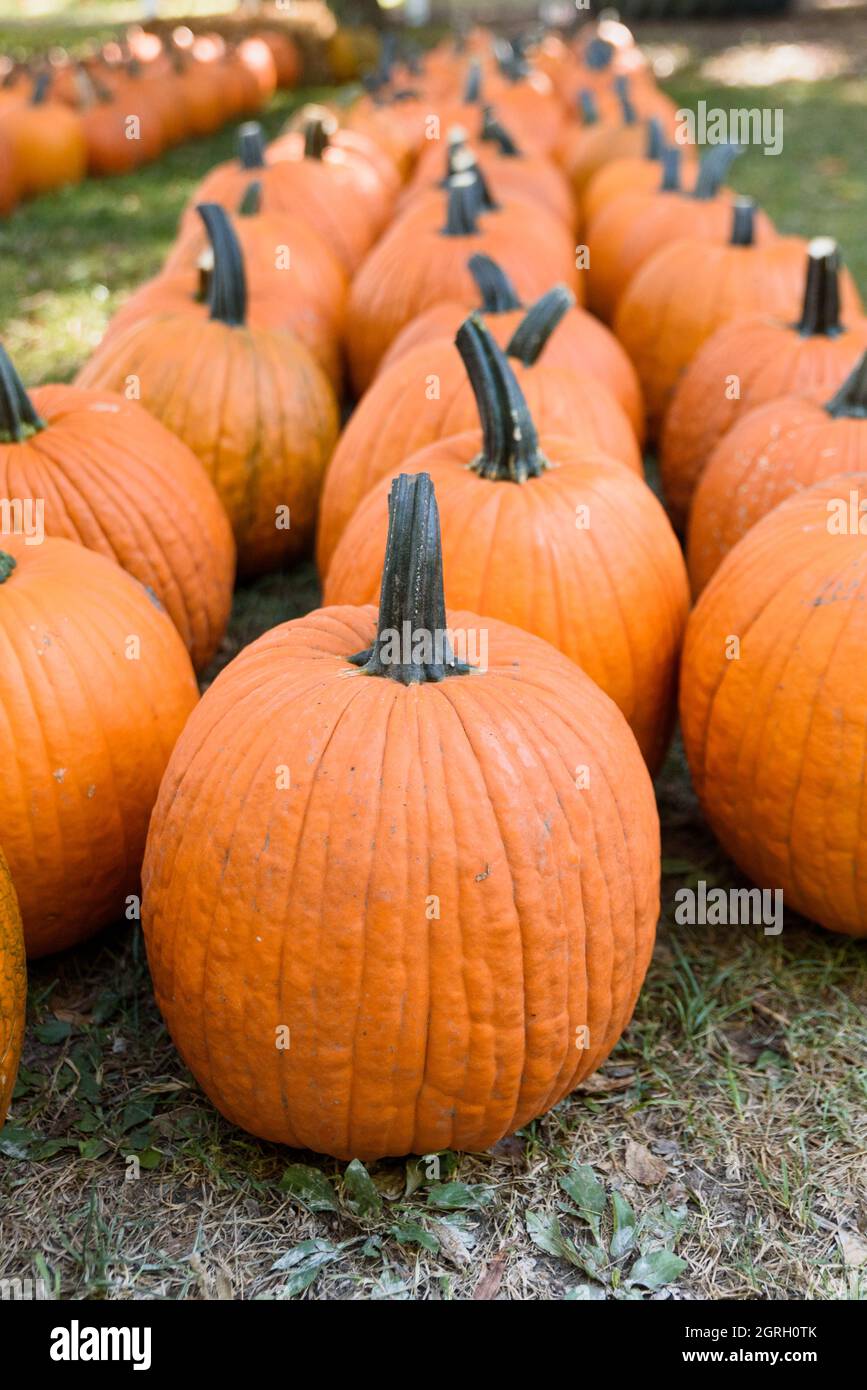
(1, 11), (866, 1301)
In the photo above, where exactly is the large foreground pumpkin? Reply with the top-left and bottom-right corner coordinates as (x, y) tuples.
(681, 474), (867, 937)
(142, 472), (660, 1160)
(0, 536), (198, 957)
(0, 846), (25, 1129)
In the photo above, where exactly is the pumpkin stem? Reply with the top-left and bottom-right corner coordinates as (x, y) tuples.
(585, 37), (614, 71)
(797, 237), (842, 337)
(730, 197), (756, 246)
(348, 473), (470, 684)
(659, 145), (681, 192)
(694, 142), (741, 200)
(30, 70), (51, 105)
(480, 105), (520, 156)
(614, 75), (637, 125)
(506, 286), (575, 366)
(578, 89), (598, 125)
(825, 349), (867, 419)
(441, 175), (481, 236)
(456, 315), (548, 483)
(238, 179), (262, 216)
(0, 343), (45, 442)
(464, 59), (482, 104)
(197, 204), (246, 327)
(468, 253), (522, 313)
(0, 551), (16, 583)
(646, 117), (665, 160)
(303, 114), (331, 160)
(237, 121), (266, 170)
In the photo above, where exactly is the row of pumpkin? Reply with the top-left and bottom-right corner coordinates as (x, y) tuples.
(0, 23), (301, 208)
(1, 19), (865, 1162)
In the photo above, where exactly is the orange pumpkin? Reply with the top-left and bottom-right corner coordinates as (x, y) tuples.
(0, 343), (234, 671)
(325, 319), (688, 772)
(0, 535), (198, 957)
(581, 134), (698, 224)
(318, 298), (643, 577)
(77, 205), (339, 579)
(615, 199), (862, 438)
(142, 470), (660, 1160)
(687, 352), (867, 594)
(1, 71), (86, 197)
(661, 238), (867, 527)
(0, 845), (25, 1130)
(681, 473), (867, 938)
(556, 78), (677, 198)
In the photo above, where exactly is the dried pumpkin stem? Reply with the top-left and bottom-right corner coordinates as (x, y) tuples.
(797, 238), (842, 337)
(463, 59), (482, 103)
(303, 115), (331, 160)
(442, 175), (481, 236)
(349, 473), (470, 684)
(237, 122), (266, 170)
(578, 89), (599, 124)
(659, 146), (681, 192)
(467, 254), (522, 313)
(238, 179), (262, 216)
(693, 142), (741, 199)
(456, 315), (547, 483)
(730, 197), (756, 246)
(0, 343), (45, 441)
(30, 70), (51, 105)
(825, 349), (867, 419)
(614, 75), (637, 125)
(480, 106), (520, 156)
(646, 117), (665, 160)
(506, 286), (575, 366)
(196, 204), (246, 327)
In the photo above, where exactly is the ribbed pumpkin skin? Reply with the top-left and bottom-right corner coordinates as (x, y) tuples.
(76, 315), (339, 579)
(316, 347), (643, 578)
(0, 386), (235, 671)
(661, 316), (867, 529)
(615, 235), (862, 437)
(400, 142), (574, 228)
(0, 846), (25, 1129)
(0, 535), (198, 957)
(687, 398), (867, 594)
(375, 300), (645, 440)
(681, 475), (867, 937)
(142, 606), (660, 1160)
(324, 436), (689, 773)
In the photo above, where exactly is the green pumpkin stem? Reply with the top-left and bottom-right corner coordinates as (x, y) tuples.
(0, 551), (16, 583)
(825, 350), (867, 419)
(694, 142), (741, 200)
(797, 238), (842, 337)
(196, 204), (246, 327)
(0, 343), (45, 441)
(467, 254), (522, 313)
(730, 197), (756, 246)
(506, 286), (574, 366)
(237, 122), (266, 170)
(349, 473), (470, 684)
(238, 180), (262, 216)
(442, 175), (481, 236)
(456, 315), (547, 483)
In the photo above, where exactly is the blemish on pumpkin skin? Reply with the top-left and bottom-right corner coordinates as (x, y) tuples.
(475, 864), (492, 882)
(53, 768), (66, 783)
(86, 785), (96, 799)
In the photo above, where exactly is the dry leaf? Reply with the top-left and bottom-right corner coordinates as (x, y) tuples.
(431, 1221), (472, 1269)
(472, 1249), (509, 1300)
(577, 1071), (635, 1094)
(838, 1229), (867, 1268)
(625, 1139), (668, 1186)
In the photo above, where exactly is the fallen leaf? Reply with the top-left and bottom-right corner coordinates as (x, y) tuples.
(472, 1249), (509, 1299)
(576, 1071), (635, 1094)
(838, 1229), (867, 1268)
(431, 1220), (472, 1268)
(625, 1139), (668, 1186)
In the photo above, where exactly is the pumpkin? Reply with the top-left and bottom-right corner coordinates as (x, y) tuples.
(183, 120), (381, 274)
(376, 256), (645, 439)
(586, 144), (776, 322)
(680, 473), (867, 938)
(142, 469), (660, 1160)
(110, 185), (345, 390)
(0, 845), (25, 1131)
(346, 173), (584, 394)
(661, 238), (867, 527)
(0, 72), (86, 197)
(687, 351), (867, 594)
(175, 49), (225, 136)
(0, 343), (234, 671)
(615, 199), (863, 438)
(272, 103), (402, 206)
(77, 205), (339, 579)
(556, 78), (677, 198)
(581, 130), (698, 224)
(0, 535), (198, 957)
(318, 299), (643, 577)
(260, 30), (301, 88)
(236, 38), (278, 110)
(325, 319), (688, 772)
(0, 129), (19, 214)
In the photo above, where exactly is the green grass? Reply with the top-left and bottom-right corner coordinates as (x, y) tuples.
(1, 25), (867, 1302)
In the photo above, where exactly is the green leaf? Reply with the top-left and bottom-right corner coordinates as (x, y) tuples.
(118, 1098), (156, 1133)
(388, 1221), (439, 1253)
(278, 1164), (339, 1212)
(629, 1249), (687, 1289)
(559, 1164), (606, 1238)
(35, 1018), (71, 1045)
(0, 1126), (33, 1159)
(564, 1283), (606, 1300)
(610, 1190), (637, 1259)
(78, 1138), (110, 1160)
(526, 1209), (568, 1258)
(426, 1182), (495, 1211)
(342, 1159), (383, 1218)
(271, 1238), (340, 1295)
(137, 1147), (162, 1170)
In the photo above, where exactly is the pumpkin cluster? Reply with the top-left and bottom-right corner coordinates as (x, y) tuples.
(2, 16), (865, 1170)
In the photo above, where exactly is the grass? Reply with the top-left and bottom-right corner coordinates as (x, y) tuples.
(1, 20), (867, 1302)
